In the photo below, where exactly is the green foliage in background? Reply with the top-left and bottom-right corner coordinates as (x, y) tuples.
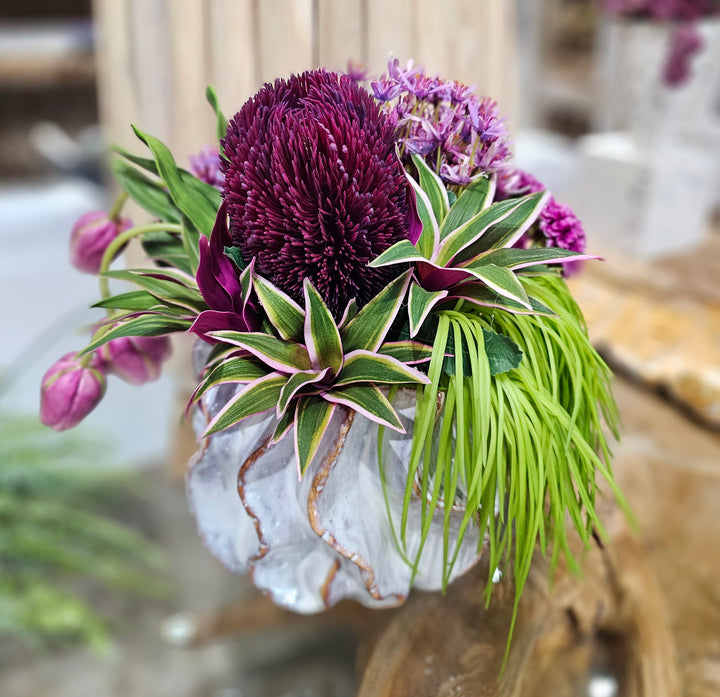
(0, 414), (167, 651)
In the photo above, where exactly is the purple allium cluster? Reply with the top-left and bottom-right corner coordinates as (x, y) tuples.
(190, 146), (225, 190)
(663, 23), (705, 84)
(371, 59), (512, 185)
(497, 167), (586, 276)
(221, 69), (416, 318)
(599, 0), (718, 20)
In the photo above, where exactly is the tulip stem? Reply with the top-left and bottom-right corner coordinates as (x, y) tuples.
(108, 191), (129, 221)
(98, 222), (183, 300)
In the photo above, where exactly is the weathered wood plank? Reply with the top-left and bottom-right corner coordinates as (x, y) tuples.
(209, 0), (257, 116)
(317, 0), (364, 72)
(366, 0), (414, 75)
(257, 0), (314, 83)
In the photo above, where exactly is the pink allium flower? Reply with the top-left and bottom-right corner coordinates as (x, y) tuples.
(97, 335), (172, 386)
(221, 69), (417, 318)
(40, 352), (107, 431)
(373, 59), (512, 185)
(190, 146), (225, 189)
(69, 210), (132, 274)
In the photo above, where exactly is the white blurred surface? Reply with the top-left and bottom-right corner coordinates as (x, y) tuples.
(0, 177), (177, 467)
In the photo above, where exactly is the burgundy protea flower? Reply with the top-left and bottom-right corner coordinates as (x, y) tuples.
(221, 69), (419, 318)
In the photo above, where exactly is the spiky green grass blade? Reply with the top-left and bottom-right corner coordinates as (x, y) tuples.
(382, 271), (627, 664)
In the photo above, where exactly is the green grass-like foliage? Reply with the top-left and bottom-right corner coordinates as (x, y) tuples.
(383, 272), (628, 653)
(0, 415), (167, 651)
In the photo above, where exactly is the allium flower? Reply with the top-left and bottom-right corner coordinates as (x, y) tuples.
(190, 146), (225, 189)
(40, 352), (106, 431)
(374, 59), (512, 185)
(221, 69), (418, 318)
(70, 210), (132, 274)
(98, 335), (172, 385)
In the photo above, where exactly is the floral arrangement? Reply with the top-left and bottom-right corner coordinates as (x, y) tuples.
(40, 61), (627, 642)
(599, 0), (720, 85)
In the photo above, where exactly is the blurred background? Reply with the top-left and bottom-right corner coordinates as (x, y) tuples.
(0, 1), (718, 696)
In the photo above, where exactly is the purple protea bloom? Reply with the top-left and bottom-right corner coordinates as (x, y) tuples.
(221, 69), (417, 318)
(190, 146), (225, 190)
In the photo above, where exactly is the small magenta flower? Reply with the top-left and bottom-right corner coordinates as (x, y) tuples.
(222, 69), (418, 318)
(190, 146), (225, 189)
(69, 210), (132, 274)
(97, 335), (172, 386)
(539, 198), (587, 277)
(40, 352), (107, 431)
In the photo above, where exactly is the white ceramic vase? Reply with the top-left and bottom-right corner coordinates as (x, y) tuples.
(186, 370), (483, 613)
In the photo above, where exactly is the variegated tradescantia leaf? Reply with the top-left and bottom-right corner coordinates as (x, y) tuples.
(467, 246), (599, 271)
(323, 384), (404, 432)
(204, 372), (287, 435)
(334, 350), (430, 387)
(438, 174), (495, 239)
(378, 340), (434, 365)
(410, 154), (449, 226)
(304, 280), (344, 376)
(367, 240), (427, 269)
(277, 368), (330, 417)
(191, 356), (268, 406)
(449, 283), (554, 316)
(408, 282), (448, 337)
(341, 270), (412, 353)
(452, 191), (549, 265)
(406, 173), (440, 259)
(207, 331), (312, 373)
(84, 313), (193, 353)
(294, 397), (336, 476)
(254, 273), (305, 341)
(461, 263), (531, 309)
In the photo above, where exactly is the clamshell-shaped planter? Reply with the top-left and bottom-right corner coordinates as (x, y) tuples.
(187, 379), (484, 613)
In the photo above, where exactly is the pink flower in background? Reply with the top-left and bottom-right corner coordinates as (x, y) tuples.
(97, 335), (172, 386)
(663, 23), (705, 85)
(40, 352), (107, 431)
(190, 146), (225, 189)
(69, 210), (132, 274)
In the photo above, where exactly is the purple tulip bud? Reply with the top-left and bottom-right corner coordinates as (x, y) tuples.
(40, 352), (107, 431)
(69, 210), (132, 274)
(97, 335), (172, 386)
